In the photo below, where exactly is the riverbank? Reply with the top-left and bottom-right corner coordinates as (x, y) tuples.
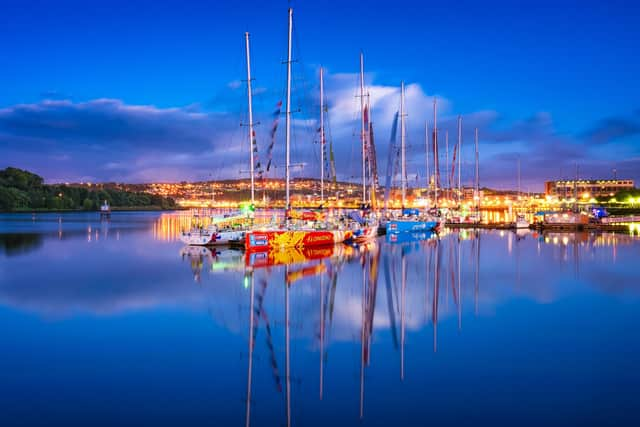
(1, 206), (187, 214)
(446, 222), (633, 233)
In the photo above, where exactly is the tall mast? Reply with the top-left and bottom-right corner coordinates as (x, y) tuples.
(320, 67), (325, 205)
(457, 116), (462, 207)
(400, 81), (406, 208)
(445, 130), (449, 201)
(433, 98), (439, 206)
(425, 121), (430, 204)
(517, 156), (521, 200)
(285, 8), (293, 210)
(474, 128), (479, 214)
(245, 32), (256, 205)
(360, 52), (366, 206)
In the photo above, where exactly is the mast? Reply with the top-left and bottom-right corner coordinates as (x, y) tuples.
(400, 81), (406, 208)
(433, 98), (439, 206)
(320, 67), (325, 205)
(245, 32), (256, 205)
(425, 121), (430, 204)
(474, 128), (479, 216)
(445, 131), (449, 202)
(360, 52), (366, 206)
(517, 156), (521, 200)
(457, 116), (462, 207)
(285, 8), (293, 210)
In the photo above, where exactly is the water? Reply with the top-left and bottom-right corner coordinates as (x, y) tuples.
(1, 212), (639, 426)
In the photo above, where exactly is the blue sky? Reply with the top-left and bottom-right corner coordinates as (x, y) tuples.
(1, 0), (639, 190)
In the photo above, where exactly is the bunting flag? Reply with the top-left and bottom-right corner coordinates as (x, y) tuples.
(450, 141), (458, 188)
(369, 121), (378, 209)
(329, 139), (337, 188)
(251, 129), (261, 178)
(317, 123), (333, 182)
(265, 100), (282, 173)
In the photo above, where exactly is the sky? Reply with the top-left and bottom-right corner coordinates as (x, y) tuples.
(1, 0), (639, 191)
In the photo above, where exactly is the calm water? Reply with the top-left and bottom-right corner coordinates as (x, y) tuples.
(1, 212), (639, 426)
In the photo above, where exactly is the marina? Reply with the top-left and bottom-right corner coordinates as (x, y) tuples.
(1, 211), (639, 426)
(2, 1), (640, 426)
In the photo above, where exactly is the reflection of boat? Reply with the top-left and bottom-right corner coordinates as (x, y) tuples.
(210, 247), (246, 272)
(246, 245), (337, 270)
(386, 230), (434, 243)
(179, 245), (215, 282)
(180, 245), (246, 279)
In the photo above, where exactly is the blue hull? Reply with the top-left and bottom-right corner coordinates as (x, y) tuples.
(387, 220), (438, 233)
(386, 231), (434, 243)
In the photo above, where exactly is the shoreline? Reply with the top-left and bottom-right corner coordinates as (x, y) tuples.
(0, 206), (187, 214)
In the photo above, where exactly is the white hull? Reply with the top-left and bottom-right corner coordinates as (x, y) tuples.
(180, 228), (246, 246)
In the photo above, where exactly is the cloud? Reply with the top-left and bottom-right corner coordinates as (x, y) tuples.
(0, 98), (247, 183)
(582, 114), (640, 144)
(1, 75), (639, 190)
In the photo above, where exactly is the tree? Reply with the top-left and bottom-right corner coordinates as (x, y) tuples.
(82, 198), (94, 210)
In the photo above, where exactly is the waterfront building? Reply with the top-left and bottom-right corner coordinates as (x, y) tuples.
(544, 179), (635, 198)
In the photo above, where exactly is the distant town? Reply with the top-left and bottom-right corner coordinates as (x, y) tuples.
(65, 177), (638, 211)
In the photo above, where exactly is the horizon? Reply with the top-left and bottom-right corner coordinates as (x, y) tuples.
(1, 0), (639, 192)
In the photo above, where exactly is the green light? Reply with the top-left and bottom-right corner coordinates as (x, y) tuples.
(243, 276), (249, 289)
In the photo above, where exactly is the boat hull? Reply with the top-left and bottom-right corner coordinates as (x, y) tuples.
(179, 230), (245, 246)
(387, 219), (439, 234)
(352, 225), (378, 242)
(245, 229), (352, 251)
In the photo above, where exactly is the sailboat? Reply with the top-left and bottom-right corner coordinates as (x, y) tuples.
(244, 8), (352, 251)
(348, 53), (380, 243)
(512, 157), (530, 229)
(387, 82), (439, 234)
(180, 32), (259, 246)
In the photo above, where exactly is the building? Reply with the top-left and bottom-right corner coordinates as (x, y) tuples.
(544, 179), (635, 198)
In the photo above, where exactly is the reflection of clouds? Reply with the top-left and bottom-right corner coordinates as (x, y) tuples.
(0, 227), (639, 335)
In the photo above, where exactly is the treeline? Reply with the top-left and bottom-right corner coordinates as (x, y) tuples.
(0, 167), (177, 211)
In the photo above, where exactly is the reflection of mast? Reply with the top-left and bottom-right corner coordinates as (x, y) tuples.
(400, 248), (407, 380)
(319, 273), (325, 400)
(457, 234), (462, 331)
(383, 252), (399, 349)
(433, 238), (440, 352)
(359, 250), (366, 419)
(359, 244), (380, 419)
(475, 232), (481, 315)
(245, 273), (255, 427)
(285, 264), (291, 427)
